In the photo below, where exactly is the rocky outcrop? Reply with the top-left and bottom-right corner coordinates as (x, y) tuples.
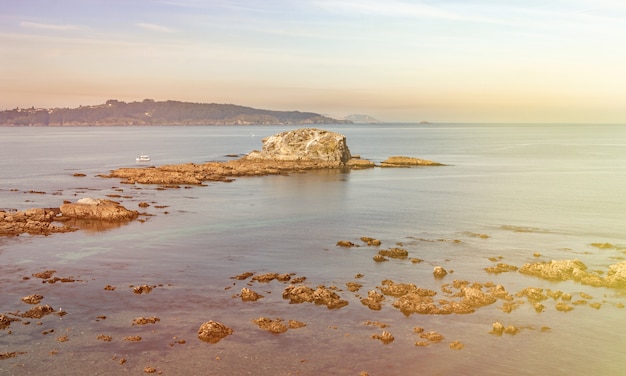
(102, 128), (442, 185)
(380, 156), (444, 167)
(244, 128), (352, 165)
(1, 199), (139, 237)
(60, 198), (139, 221)
(520, 259), (626, 288)
(0, 208), (74, 236)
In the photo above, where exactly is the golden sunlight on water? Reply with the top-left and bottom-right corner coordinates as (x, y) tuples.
(1, 124), (626, 375)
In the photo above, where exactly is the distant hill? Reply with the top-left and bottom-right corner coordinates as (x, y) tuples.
(0, 99), (352, 126)
(341, 114), (382, 124)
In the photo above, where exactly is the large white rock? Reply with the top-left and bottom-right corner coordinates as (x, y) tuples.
(244, 128), (352, 165)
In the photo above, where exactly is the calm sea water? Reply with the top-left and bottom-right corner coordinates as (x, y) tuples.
(1, 124), (626, 375)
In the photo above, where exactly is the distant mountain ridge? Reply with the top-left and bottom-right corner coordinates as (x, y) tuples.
(341, 114), (382, 123)
(0, 99), (352, 126)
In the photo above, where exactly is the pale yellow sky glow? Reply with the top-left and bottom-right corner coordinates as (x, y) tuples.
(2, 0), (626, 122)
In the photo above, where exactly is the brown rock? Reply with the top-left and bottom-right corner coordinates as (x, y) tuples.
(380, 156), (443, 167)
(60, 198), (138, 221)
(373, 254), (388, 262)
(288, 320), (306, 329)
(420, 331), (444, 343)
(360, 237), (381, 246)
(491, 322), (504, 335)
(197, 321), (233, 343)
(132, 316), (160, 325)
(371, 331), (394, 344)
(252, 317), (288, 334)
(378, 247), (409, 259)
(0, 314), (18, 330)
(282, 285), (348, 309)
(231, 272), (254, 280)
(251, 272), (280, 282)
(240, 287), (264, 302)
(133, 285), (153, 294)
(347, 158), (376, 169)
(21, 294), (44, 304)
(449, 341), (464, 350)
(556, 302), (574, 312)
(336, 240), (356, 248)
(345, 282), (363, 292)
(20, 304), (54, 319)
(32, 270), (57, 279)
(485, 263), (518, 274)
(433, 266), (448, 278)
(1, 209), (72, 236)
(360, 290), (385, 310)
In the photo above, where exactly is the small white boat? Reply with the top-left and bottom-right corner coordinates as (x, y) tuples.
(136, 153), (150, 162)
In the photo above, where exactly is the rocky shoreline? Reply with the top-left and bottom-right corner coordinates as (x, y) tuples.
(1, 233), (625, 374)
(0, 199), (139, 237)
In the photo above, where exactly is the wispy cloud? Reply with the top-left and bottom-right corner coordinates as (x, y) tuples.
(313, 0), (453, 19)
(310, 0), (503, 24)
(20, 21), (80, 31)
(137, 23), (175, 33)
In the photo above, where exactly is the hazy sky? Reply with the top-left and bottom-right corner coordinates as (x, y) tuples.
(2, 0), (626, 122)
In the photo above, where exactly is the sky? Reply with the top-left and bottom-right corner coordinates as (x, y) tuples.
(2, 0), (626, 123)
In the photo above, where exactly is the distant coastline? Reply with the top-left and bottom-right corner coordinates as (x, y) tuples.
(0, 99), (352, 126)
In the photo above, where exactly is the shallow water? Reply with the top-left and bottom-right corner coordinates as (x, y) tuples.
(1, 124), (626, 375)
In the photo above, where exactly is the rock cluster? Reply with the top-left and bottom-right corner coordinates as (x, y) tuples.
(520, 259), (626, 288)
(1, 198), (140, 237)
(282, 285), (349, 309)
(0, 208), (73, 236)
(379, 279), (503, 315)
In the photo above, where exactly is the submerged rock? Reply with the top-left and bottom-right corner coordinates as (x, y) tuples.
(282, 284), (348, 309)
(252, 317), (288, 334)
(371, 330), (395, 344)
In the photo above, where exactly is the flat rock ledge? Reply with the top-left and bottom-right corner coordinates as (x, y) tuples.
(0, 208), (71, 236)
(101, 128), (441, 185)
(1, 198), (138, 236)
(380, 156), (444, 167)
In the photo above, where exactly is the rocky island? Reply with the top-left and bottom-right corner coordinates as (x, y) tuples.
(102, 128), (443, 185)
(0, 128), (442, 237)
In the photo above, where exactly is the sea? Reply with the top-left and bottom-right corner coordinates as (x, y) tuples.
(1, 123), (625, 375)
